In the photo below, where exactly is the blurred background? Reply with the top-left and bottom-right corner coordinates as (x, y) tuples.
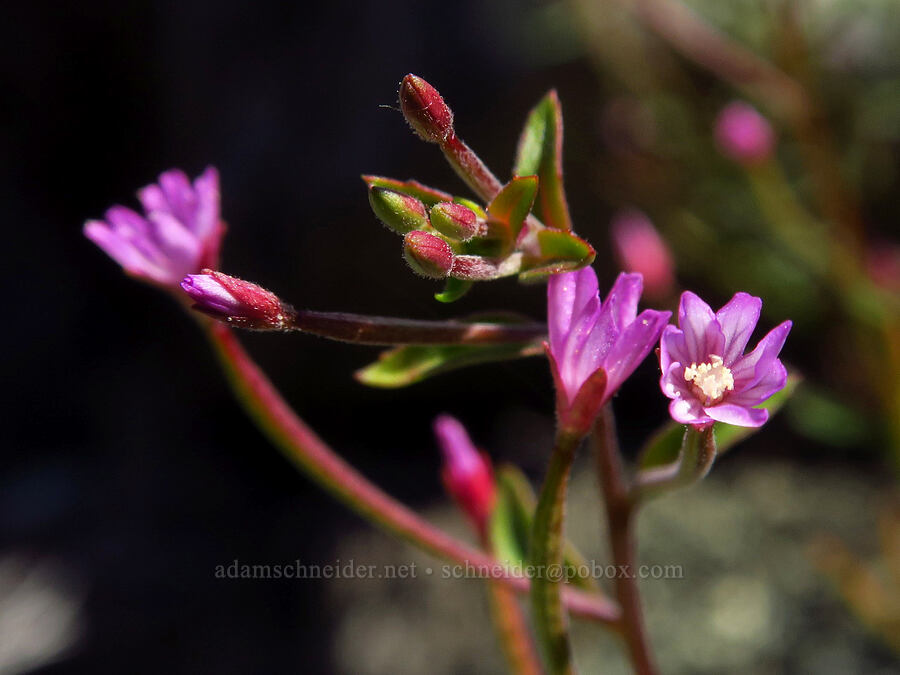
(2, 0), (898, 672)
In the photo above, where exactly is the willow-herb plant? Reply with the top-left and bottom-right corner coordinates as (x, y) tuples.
(84, 74), (793, 675)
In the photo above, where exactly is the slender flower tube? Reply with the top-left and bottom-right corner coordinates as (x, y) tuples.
(714, 102), (775, 165)
(659, 291), (791, 428)
(182, 270), (296, 331)
(547, 266), (671, 434)
(84, 167), (223, 288)
(433, 415), (496, 537)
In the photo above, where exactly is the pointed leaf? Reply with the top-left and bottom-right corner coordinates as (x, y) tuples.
(362, 175), (453, 206)
(355, 341), (543, 388)
(487, 176), (538, 245)
(514, 91), (573, 231)
(639, 374), (801, 468)
(519, 229), (596, 280)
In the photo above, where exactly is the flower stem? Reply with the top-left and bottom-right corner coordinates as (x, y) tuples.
(205, 322), (620, 625)
(290, 310), (545, 345)
(529, 430), (582, 674)
(593, 405), (658, 675)
(440, 133), (504, 203)
(632, 425), (717, 505)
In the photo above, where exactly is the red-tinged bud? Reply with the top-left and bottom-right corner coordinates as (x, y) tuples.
(610, 209), (675, 301)
(368, 187), (429, 235)
(429, 202), (479, 241)
(433, 415), (496, 535)
(403, 231), (454, 279)
(399, 74), (454, 144)
(181, 269), (295, 330)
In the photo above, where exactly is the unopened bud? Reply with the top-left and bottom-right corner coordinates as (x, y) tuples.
(399, 74), (454, 144)
(430, 202), (479, 241)
(714, 101), (775, 165)
(181, 269), (294, 330)
(433, 415), (496, 534)
(403, 231), (454, 279)
(610, 209), (675, 301)
(368, 187), (429, 235)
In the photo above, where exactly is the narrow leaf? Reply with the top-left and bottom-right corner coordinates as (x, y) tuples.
(355, 341), (542, 388)
(435, 278), (473, 303)
(487, 176), (538, 245)
(514, 91), (573, 231)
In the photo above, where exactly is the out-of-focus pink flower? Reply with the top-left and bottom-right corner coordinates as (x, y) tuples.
(84, 167), (223, 288)
(181, 270), (295, 330)
(433, 415), (496, 535)
(659, 291), (791, 428)
(714, 102), (775, 165)
(547, 267), (671, 433)
(610, 209), (675, 301)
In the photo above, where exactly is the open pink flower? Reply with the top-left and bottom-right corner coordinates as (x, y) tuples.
(547, 267), (671, 430)
(84, 167), (223, 288)
(659, 291), (791, 428)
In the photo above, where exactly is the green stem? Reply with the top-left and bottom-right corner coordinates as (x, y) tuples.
(205, 322), (620, 625)
(593, 405), (658, 675)
(632, 425), (717, 505)
(530, 430), (582, 674)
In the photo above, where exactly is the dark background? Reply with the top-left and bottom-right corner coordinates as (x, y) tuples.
(0, 2), (617, 673)
(2, 1), (890, 673)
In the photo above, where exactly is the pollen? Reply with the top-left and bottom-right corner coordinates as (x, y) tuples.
(684, 354), (734, 403)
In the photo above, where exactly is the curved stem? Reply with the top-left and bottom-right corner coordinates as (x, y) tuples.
(632, 425), (717, 505)
(290, 310), (545, 346)
(205, 322), (620, 625)
(529, 430), (582, 674)
(593, 405), (658, 675)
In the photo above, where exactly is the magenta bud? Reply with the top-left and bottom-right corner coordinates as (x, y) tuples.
(610, 209), (675, 301)
(399, 74), (454, 144)
(181, 269), (294, 330)
(403, 231), (454, 279)
(429, 202), (479, 241)
(368, 187), (429, 235)
(433, 415), (496, 534)
(714, 101), (775, 165)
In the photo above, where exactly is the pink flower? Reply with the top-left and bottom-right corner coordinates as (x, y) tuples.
(547, 267), (671, 431)
(714, 102), (775, 165)
(84, 167), (223, 287)
(433, 415), (495, 534)
(610, 209), (675, 301)
(659, 291), (791, 428)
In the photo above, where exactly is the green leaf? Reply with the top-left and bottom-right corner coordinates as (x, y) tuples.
(489, 465), (597, 591)
(434, 278), (473, 303)
(361, 175), (453, 206)
(354, 341), (542, 388)
(518, 229), (596, 281)
(639, 374), (801, 469)
(487, 175), (538, 245)
(513, 91), (573, 232)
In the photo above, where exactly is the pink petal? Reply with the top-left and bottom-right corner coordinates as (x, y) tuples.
(731, 320), (792, 387)
(716, 292), (761, 366)
(659, 324), (690, 375)
(678, 291), (725, 362)
(191, 166), (220, 240)
(704, 403), (768, 427)
(605, 272), (643, 329)
(729, 359), (787, 407)
(158, 169), (197, 228)
(603, 309), (670, 393)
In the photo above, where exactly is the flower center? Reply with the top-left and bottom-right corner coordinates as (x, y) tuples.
(684, 355), (734, 404)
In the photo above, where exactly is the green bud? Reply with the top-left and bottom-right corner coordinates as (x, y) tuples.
(368, 187), (429, 235)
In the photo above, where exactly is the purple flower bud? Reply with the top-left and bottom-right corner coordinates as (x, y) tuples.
(84, 167), (224, 288)
(610, 209), (675, 301)
(714, 102), (775, 165)
(547, 267), (671, 433)
(659, 291), (791, 428)
(429, 202), (479, 241)
(181, 270), (295, 330)
(433, 415), (496, 534)
(368, 187), (429, 235)
(399, 74), (455, 144)
(403, 231), (454, 279)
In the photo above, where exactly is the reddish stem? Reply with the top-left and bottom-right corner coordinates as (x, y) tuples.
(206, 322), (620, 625)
